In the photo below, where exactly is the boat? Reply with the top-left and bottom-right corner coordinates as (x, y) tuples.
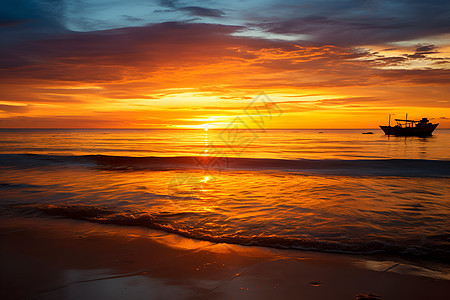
(379, 114), (438, 136)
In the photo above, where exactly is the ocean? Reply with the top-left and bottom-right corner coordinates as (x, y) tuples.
(1, 129), (449, 266)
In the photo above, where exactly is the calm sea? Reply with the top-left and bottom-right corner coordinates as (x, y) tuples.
(1, 129), (449, 265)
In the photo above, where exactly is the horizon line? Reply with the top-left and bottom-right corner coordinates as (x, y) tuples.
(0, 128), (449, 130)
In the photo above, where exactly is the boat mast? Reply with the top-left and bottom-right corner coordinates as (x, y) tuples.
(405, 113), (408, 127)
(388, 114), (395, 127)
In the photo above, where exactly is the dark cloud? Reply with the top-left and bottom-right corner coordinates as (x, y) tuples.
(377, 69), (450, 85)
(371, 56), (407, 67)
(0, 104), (29, 113)
(1, 0), (448, 48)
(0, 22), (243, 71)
(122, 15), (144, 22)
(406, 53), (426, 59)
(255, 0), (450, 45)
(415, 44), (439, 54)
(155, 1), (225, 18)
(0, 0), (67, 39)
(180, 6), (225, 18)
(433, 60), (450, 65)
(404, 44), (440, 59)
(362, 43), (446, 67)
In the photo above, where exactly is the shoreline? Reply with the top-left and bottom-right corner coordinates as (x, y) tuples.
(0, 216), (448, 299)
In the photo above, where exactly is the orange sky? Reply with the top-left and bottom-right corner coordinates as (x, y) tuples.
(1, 2), (449, 129)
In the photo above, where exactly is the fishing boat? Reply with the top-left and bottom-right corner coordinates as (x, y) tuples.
(380, 114), (438, 136)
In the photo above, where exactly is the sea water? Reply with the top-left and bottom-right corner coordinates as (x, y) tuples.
(0, 129), (449, 265)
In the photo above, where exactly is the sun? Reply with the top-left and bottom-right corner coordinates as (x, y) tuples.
(201, 124), (209, 131)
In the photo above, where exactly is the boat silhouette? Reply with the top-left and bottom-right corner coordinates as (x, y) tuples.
(380, 114), (438, 136)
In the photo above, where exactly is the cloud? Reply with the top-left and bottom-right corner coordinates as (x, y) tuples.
(373, 56), (407, 66)
(0, 1), (448, 128)
(357, 43), (449, 68)
(415, 44), (439, 54)
(156, 0), (225, 18)
(404, 44), (440, 59)
(377, 69), (450, 85)
(0, 22), (243, 76)
(0, 0), (67, 45)
(253, 1), (450, 45)
(180, 6), (225, 18)
(0, 115), (121, 128)
(1, 20), (447, 105)
(0, 104), (29, 113)
(122, 15), (144, 22)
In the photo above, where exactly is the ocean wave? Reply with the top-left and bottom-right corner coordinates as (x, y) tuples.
(35, 204), (450, 262)
(0, 153), (449, 177)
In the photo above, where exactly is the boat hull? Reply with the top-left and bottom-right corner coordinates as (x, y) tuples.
(379, 124), (438, 136)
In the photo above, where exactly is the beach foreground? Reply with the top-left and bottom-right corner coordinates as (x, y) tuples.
(0, 217), (448, 300)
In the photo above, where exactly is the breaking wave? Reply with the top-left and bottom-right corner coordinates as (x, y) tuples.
(34, 204), (450, 262)
(1, 153), (449, 177)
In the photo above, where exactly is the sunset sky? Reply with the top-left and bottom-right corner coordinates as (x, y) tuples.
(0, 0), (449, 129)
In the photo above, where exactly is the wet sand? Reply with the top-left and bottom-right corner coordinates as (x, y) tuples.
(0, 217), (448, 300)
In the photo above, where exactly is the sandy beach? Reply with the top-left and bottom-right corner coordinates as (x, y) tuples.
(0, 216), (448, 300)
